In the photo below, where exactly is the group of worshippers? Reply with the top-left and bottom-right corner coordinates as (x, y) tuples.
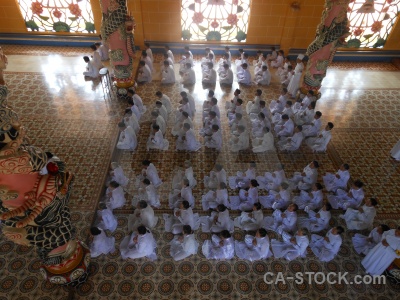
(89, 155), (400, 275)
(82, 36), (109, 78)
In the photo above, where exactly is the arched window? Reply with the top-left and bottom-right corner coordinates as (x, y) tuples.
(346, 0), (400, 48)
(17, 0), (95, 33)
(181, 0), (251, 42)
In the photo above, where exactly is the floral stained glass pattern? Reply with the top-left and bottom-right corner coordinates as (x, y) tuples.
(346, 0), (400, 48)
(181, 0), (251, 42)
(18, 0), (96, 33)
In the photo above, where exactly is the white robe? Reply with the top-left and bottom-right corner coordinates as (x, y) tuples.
(133, 94), (146, 114)
(237, 69), (251, 85)
(328, 187), (364, 210)
(235, 235), (271, 261)
(293, 190), (323, 210)
(230, 131), (249, 152)
(297, 209), (331, 233)
(147, 130), (169, 151)
(182, 69), (196, 85)
(117, 126), (137, 150)
(352, 227), (382, 255)
(171, 167), (197, 189)
(143, 184), (161, 208)
(257, 170), (286, 191)
(107, 186), (126, 210)
(234, 210), (264, 231)
(219, 68), (233, 85)
(259, 189), (291, 210)
(98, 209), (118, 232)
(271, 233), (309, 261)
(278, 132), (303, 151)
(310, 229), (342, 262)
(202, 68), (217, 84)
(128, 206), (158, 231)
(290, 165), (318, 191)
(271, 55), (284, 68)
(111, 166), (129, 187)
(169, 186), (195, 208)
(306, 129), (332, 152)
(294, 108), (314, 126)
(275, 119), (294, 137)
(205, 130), (223, 150)
(302, 118), (322, 138)
(163, 207), (199, 234)
(270, 94), (288, 115)
(201, 210), (234, 233)
(323, 169), (350, 192)
(201, 189), (229, 210)
(202, 235), (235, 260)
(160, 94), (172, 113)
(161, 65), (176, 84)
(176, 129), (201, 151)
(120, 231), (157, 260)
(144, 164), (162, 187)
(203, 169), (227, 190)
(137, 64), (152, 83)
(263, 209), (297, 234)
(90, 230), (115, 258)
(343, 205), (376, 230)
(255, 69), (271, 86)
(253, 132), (276, 153)
(124, 114), (140, 134)
(170, 234), (199, 261)
(287, 62), (304, 97)
(152, 115), (166, 135)
(362, 229), (400, 275)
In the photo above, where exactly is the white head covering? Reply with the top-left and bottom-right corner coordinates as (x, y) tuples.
(297, 54), (305, 60)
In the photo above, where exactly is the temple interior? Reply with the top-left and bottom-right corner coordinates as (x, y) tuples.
(0, 0), (400, 299)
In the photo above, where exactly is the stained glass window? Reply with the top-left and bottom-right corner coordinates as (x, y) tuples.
(181, 0), (251, 42)
(18, 0), (96, 34)
(346, 0), (400, 48)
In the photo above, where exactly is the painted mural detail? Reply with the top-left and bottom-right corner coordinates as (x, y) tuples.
(181, 0), (250, 41)
(0, 50), (90, 286)
(100, 0), (135, 88)
(302, 0), (351, 92)
(18, 0), (95, 33)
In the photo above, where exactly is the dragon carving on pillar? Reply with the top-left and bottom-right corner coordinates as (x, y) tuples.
(301, 0), (351, 94)
(100, 0), (136, 89)
(0, 50), (90, 286)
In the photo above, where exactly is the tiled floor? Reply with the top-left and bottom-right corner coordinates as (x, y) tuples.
(0, 45), (399, 299)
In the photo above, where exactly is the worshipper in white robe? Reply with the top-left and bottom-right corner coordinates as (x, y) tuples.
(117, 123), (137, 151)
(172, 111), (193, 137)
(254, 65), (271, 86)
(230, 125), (249, 152)
(252, 127), (276, 153)
(310, 226), (344, 262)
(230, 113), (246, 136)
(90, 44), (103, 70)
(201, 204), (234, 233)
(83, 56), (99, 78)
(202, 230), (235, 260)
(229, 161), (257, 190)
(266, 47), (277, 61)
(293, 182), (324, 211)
(202, 182), (229, 210)
(225, 88), (241, 110)
(256, 164), (286, 192)
(201, 90), (215, 116)
(277, 57), (290, 78)
(97, 206), (118, 232)
(272, 101), (293, 125)
(246, 89), (262, 115)
(281, 65), (294, 86)
(138, 179), (161, 208)
(163, 201), (199, 234)
(128, 201), (158, 232)
(204, 124), (223, 151)
(254, 53), (267, 74)
(203, 164), (227, 190)
(137, 61), (152, 83)
(328, 179), (365, 210)
(232, 179), (259, 211)
(145, 42), (153, 62)
(353, 224), (390, 255)
(156, 91), (172, 114)
(278, 125), (303, 152)
(306, 122), (334, 152)
(139, 160), (162, 188)
(271, 228), (310, 261)
(297, 203), (332, 233)
(90, 227), (115, 258)
(96, 41), (109, 61)
(169, 179), (195, 208)
(127, 100), (142, 122)
(289, 160), (319, 191)
(179, 52), (193, 73)
(235, 228), (272, 261)
(390, 140), (400, 161)
(106, 181), (126, 210)
(234, 49), (246, 69)
(251, 113), (271, 139)
(165, 45), (175, 64)
(123, 109), (140, 135)
(270, 50), (284, 68)
(340, 197), (377, 230)
(155, 101), (168, 122)
(287, 54), (305, 97)
(219, 63), (234, 86)
(109, 162), (129, 187)
(292, 90), (315, 114)
(323, 163), (350, 193)
(184, 45), (193, 59)
(171, 160), (197, 190)
(203, 97), (220, 120)
(263, 204), (298, 234)
(237, 63), (251, 85)
(227, 99), (244, 123)
(150, 110), (166, 135)
(146, 124), (169, 151)
(176, 97), (191, 120)
(160, 52), (174, 72)
(200, 111), (221, 137)
(161, 61), (176, 84)
(141, 51), (153, 72)
(176, 123), (201, 152)
(259, 182), (291, 209)
(181, 63), (196, 85)
(294, 102), (315, 126)
(234, 202), (264, 231)
(120, 225), (157, 260)
(274, 114), (294, 138)
(170, 225), (199, 261)
(270, 88), (289, 115)
(202, 62), (217, 85)
(253, 50), (264, 66)
(302, 112), (322, 138)
(218, 53), (231, 74)
(362, 227), (400, 275)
